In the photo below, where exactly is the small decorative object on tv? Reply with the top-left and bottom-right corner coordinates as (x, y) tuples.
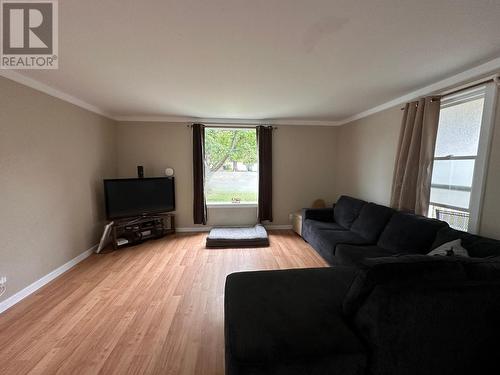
(104, 177), (175, 219)
(137, 165), (144, 178)
(165, 167), (174, 177)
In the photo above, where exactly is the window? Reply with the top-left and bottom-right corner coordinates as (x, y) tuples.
(204, 127), (258, 205)
(428, 83), (497, 232)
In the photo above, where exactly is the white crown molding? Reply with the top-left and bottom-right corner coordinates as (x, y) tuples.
(3, 56), (500, 127)
(1, 72), (339, 126)
(267, 119), (340, 126)
(0, 244), (97, 314)
(0, 70), (114, 120)
(336, 56), (500, 126)
(114, 115), (341, 127)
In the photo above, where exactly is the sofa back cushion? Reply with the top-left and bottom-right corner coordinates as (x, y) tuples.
(334, 196), (366, 229)
(431, 226), (500, 258)
(350, 203), (395, 242)
(377, 212), (447, 253)
(342, 255), (467, 315)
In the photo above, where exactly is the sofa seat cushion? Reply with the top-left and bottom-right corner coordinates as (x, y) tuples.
(431, 227), (500, 258)
(225, 267), (366, 365)
(334, 196), (366, 229)
(303, 228), (373, 265)
(342, 255), (468, 315)
(302, 220), (346, 252)
(334, 244), (402, 267)
(350, 203), (395, 242)
(377, 212), (448, 253)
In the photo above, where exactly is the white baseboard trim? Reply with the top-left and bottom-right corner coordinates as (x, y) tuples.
(0, 244), (97, 314)
(176, 227), (212, 233)
(176, 224), (292, 233)
(265, 225), (293, 230)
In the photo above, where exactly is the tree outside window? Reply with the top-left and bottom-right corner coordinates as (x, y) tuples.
(204, 128), (258, 204)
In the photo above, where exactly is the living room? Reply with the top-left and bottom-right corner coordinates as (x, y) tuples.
(1, 1), (500, 374)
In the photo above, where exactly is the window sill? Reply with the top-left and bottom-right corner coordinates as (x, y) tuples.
(207, 203), (258, 208)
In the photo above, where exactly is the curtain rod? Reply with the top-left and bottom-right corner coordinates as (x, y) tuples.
(442, 78), (494, 98)
(186, 124), (277, 130)
(400, 97), (441, 110)
(400, 75), (497, 110)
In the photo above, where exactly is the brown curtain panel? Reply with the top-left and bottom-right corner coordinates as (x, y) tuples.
(192, 123), (207, 225)
(390, 96), (441, 215)
(257, 126), (273, 222)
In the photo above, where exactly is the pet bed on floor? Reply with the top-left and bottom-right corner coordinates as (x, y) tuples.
(206, 224), (269, 248)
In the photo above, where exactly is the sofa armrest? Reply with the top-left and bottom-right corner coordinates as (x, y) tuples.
(302, 207), (335, 222)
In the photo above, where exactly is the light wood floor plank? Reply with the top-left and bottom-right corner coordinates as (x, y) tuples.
(0, 231), (326, 374)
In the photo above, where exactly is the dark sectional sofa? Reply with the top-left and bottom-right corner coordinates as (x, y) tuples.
(224, 195), (500, 375)
(302, 195), (500, 266)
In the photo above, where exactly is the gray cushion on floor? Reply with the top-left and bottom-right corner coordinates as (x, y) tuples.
(206, 224), (269, 248)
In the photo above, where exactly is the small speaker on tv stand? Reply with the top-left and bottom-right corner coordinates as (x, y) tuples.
(137, 166), (144, 178)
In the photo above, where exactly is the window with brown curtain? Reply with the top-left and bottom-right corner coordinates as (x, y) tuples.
(390, 97), (441, 215)
(192, 123), (207, 224)
(257, 126), (273, 222)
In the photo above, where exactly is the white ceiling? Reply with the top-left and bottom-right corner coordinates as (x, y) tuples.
(13, 0), (500, 122)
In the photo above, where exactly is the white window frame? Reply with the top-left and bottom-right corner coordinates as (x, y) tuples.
(431, 82), (498, 233)
(468, 82), (498, 233)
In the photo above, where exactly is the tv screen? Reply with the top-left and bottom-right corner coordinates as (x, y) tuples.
(104, 177), (175, 219)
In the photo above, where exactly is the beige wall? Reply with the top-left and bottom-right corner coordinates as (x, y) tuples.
(0, 77), (117, 302)
(116, 122), (339, 227)
(337, 97), (500, 239)
(336, 106), (402, 205)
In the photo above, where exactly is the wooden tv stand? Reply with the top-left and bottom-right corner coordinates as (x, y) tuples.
(111, 213), (175, 250)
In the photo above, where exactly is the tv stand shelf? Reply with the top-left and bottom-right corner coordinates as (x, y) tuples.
(111, 213), (175, 250)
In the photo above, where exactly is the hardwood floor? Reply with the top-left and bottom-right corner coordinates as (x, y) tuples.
(0, 231), (326, 375)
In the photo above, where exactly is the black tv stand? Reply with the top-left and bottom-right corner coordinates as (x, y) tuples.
(111, 213), (175, 250)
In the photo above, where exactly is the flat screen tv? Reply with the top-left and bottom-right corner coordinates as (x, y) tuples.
(104, 177), (175, 219)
